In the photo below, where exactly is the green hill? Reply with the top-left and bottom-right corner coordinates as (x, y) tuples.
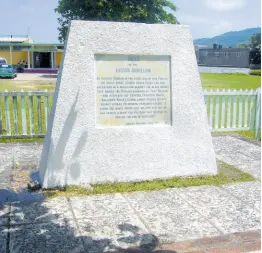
(194, 27), (261, 48)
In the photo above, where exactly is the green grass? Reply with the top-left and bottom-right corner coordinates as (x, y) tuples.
(213, 130), (261, 140)
(43, 160), (256, 199)
(200, 73), (261, 90)
(1, 73), (260, 92)
(0, 79), (55, 92)
(0, 137), (44, 143)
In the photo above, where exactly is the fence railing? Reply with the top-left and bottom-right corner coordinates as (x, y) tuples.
(203, 88), (261, 139)
(0, 90), (53, 138)
(0, 88), (261, 139)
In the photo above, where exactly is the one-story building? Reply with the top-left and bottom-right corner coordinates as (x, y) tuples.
(197, 47), (250, 68)
(0, 35), (64, 73)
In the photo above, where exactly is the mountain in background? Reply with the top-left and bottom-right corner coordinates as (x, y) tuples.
(194, 27), (261, 48)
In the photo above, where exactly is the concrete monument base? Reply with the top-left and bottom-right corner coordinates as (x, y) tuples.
(39, 21), (217, 188)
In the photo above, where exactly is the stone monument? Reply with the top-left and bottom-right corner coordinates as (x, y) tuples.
(39, 21), (217, 188)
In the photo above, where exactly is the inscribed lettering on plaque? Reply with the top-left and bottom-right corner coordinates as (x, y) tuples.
(95, 55), (171, 126)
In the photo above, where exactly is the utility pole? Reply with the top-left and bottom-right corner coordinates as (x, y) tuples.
(27, 26), (30, 38)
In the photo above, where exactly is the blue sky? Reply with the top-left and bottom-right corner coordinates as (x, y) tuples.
(1, 0), (261, 43)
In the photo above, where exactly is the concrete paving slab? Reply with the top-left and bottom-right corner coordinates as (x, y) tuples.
(209, 207), (260, 234)
(237, 162), (261, 179)
(213, 136), (261, 159)
(174, 185), (261, 234)
(173, 185), (237, 208)
(222, 181), (261, 211)
(0, 226), (8, 253)
(124, 189), (186, 213)
(78, 214), (157, 252)
(123, 190), (220, 243)
(9, 221), (85, 253)
(12, 143), (42, 164)
(215, 156), (261, 179)
(10, 197), (73, 225)
(70, 193), (135, 219)
(213, 136), (261, 179)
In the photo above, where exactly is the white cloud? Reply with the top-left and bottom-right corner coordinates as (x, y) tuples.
(212, 21), (233, 35)
(203, 0), (246, 11)
(179, 14), (208, 24)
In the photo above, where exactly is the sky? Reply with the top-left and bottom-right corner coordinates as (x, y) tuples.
(0, 0), (261, 43)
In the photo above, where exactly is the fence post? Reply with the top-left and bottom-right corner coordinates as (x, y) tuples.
(0, 95), (2, 135)
(0, 99), (2, 135)
(255, 88), (261, 140)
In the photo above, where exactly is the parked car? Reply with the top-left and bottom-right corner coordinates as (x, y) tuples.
(0, 64), (17, 78)
(0, 58), (7, 64)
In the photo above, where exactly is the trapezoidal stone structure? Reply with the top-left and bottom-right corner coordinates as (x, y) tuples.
(39, 21), (217, 188)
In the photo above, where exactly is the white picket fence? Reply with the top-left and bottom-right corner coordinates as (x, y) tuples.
(0, 88), (261, 139)
(0, 90), (53, 138)
(203, 88), (261, 139)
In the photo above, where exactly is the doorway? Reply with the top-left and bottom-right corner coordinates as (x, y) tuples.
(33, 52), (51, 68)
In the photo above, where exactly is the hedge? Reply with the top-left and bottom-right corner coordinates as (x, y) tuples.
(249, 69), (261, 76)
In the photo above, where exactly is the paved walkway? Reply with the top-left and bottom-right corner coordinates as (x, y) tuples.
(0, 136), (261, 252)
(15, 73), (57, 81)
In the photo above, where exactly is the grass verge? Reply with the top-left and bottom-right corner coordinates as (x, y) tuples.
(43, 160), (256, 199)
(0, 130), (259, 144)
(0, 79), (55, 92)
(200, 73), (261, 90)
(212, 130), (261, 140)
(0, 137), (44, 143)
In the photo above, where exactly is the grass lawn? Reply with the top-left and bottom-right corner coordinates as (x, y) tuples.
(200, 73), (261, 90)
(0, 73), (260, 91)
(0, 79), (55, 92)
(43, 160), (255, 198)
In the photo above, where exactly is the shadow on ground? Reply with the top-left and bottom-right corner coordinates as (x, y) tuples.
(40, 74), (58, 79)
(0, 189), (177, 253)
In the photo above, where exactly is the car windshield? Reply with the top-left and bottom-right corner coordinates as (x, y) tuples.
(0, 59), (6, 64)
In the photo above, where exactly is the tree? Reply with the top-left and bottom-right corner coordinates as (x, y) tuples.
(55, 0), (178, 42)
(249, 33), (261, 65)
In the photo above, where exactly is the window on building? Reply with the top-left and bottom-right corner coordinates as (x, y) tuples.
(0, 46), (10, 51)
(236, 52), (241, 57)
(214, 52), (220, 57)
(224, 52), (229, 57)
(201, 51), (208, 56)
(13, 46), (31, 51)
(57, 46), (64, 50)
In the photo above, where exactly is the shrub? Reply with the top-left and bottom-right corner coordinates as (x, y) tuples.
(249, 69), (261, 76)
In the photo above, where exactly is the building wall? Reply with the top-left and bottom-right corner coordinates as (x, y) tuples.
(199, 49), (250, 68)
(0, 50), (33, 65)
(0, 51), (10, 62)
(12, 52), (33, 65)
(55, 52), (63, 67)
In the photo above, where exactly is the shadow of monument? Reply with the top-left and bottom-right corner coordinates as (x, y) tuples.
(0, 190), (178, 253)
(40, 89), (89, 188)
